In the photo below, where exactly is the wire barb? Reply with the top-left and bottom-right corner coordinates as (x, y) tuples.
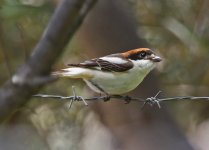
(141, 91), (162, 109)
(68, 86), (88, 109)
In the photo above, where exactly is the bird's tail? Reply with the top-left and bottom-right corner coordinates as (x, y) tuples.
(52, 67), (92, 78)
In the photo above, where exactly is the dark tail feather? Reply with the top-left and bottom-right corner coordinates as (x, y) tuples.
(67, 64), (80, 67)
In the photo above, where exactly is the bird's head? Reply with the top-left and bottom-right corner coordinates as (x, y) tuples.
(122, 48), (162, 71)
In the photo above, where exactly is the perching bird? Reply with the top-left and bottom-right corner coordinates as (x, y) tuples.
(53, 48), (161, 96)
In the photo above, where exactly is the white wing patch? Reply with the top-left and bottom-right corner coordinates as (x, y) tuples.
(100, 56), (128, 64)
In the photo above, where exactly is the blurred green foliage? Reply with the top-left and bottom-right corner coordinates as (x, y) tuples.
(0, 0), (53, 81)
(129, 0), (209, 84)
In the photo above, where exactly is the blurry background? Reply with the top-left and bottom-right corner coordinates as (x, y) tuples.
(0, 0), (209, 150)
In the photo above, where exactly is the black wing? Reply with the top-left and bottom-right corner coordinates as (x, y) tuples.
(68, 56), (133, 72)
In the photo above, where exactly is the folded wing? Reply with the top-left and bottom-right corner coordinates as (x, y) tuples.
(68, 54), (133, 72)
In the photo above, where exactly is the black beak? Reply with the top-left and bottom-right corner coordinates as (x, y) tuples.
(148, 55), (162, 62)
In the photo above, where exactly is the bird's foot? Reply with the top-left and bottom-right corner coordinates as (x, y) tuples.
(98, 92), (111, 102)
(123, 95), (132, 104)
(103, 95), (111, 102)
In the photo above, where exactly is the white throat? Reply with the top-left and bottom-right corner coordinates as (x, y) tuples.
(131, 59), (155, 72)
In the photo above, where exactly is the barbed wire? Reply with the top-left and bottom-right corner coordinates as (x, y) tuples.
(33, 86), (209, 109)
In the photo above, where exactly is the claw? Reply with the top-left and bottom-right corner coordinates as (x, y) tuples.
(124, 95), (132, 104)
(103, 95), (111, 102)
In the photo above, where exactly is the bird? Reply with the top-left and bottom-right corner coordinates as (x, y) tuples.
(53, 48), (162, 97)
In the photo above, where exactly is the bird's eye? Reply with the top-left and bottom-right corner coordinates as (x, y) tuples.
(139, 52), (146, 58)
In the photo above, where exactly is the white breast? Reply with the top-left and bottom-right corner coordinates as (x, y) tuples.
(83, 62), (155, 95)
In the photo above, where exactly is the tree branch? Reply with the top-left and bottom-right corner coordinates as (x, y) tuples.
(0, 0), (97, 121)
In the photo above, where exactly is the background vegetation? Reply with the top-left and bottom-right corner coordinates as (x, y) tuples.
(0, 0), (209, 150)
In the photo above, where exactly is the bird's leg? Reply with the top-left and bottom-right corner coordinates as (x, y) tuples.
(99, 93), (102, 97)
